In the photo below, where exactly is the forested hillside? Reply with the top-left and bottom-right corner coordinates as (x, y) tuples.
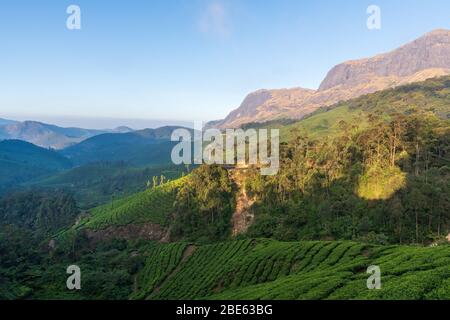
(282, 75), (450, 140)
(55, 76), (450, 247)
(61, 127), (190, 166)
(245, 76), (450, 245)
(29, 162), (185, 209)
(0, 140), (72, 194)
(246, 112), (450, 244)
(0, 191), (79, 235)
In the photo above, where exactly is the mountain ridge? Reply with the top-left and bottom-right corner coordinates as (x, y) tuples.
(0, 120), (134, 150)
(0, 139), (73, 193)
(209, 29), (450, 129)
(61, 126), (193, 166)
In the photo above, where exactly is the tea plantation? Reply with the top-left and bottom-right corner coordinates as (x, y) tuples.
(132, 239), (450, 300)
(78, 177), (188, 230)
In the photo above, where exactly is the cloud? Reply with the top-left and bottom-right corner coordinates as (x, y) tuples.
(198, 1), (230, 37)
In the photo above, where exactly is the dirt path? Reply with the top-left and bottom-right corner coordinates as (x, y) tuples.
(230, 168), (255, 237)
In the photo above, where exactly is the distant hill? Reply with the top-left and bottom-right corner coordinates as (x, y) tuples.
(0, 118), (18, 126)
(0, 125), (191, 196)
(209, 29), (450, 129)
(0, 140), (72, 193)
(30, 162), (185, 209)
(0, 120), (134, 149)
(61, 126), (192, 167)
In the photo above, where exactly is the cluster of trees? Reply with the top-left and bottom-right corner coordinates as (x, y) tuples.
(0, 190), (79, 236)
(0, 191), (80, 299)
(0, 227), (144, 300)
(146, 174), (169, 190)
(245, 112), (450, 244)
(171, 165), (235, 243)
(0, 188), (147, 300)
(0, 224), (39, 299)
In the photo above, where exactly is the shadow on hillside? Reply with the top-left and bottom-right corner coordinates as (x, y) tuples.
(246, 128), (450, 246)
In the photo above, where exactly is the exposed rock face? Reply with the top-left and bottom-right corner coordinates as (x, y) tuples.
(319, 29), (450, 90)
(210, 29), (450, 129)
(230, 168), (255, 237)
(212, 88), (315, 129)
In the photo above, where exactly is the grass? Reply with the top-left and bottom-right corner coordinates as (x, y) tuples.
(280, 105), (367, 141)
(278, 76), (450, 142)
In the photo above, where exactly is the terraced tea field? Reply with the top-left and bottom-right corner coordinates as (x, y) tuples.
(133, 239), (450, 300)
(78, 177), (188, 230)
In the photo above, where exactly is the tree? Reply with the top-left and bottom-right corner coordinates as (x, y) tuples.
(172, 165), (235, 242)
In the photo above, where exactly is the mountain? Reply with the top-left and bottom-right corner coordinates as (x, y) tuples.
(0, 140), (72, 193)
(61, 126), (191, 166)
(210, 29), (450, 129)
(114, 126), (134, 133)
(0, 124), (187, 196)
(0, 118), (18, 126)
(211, 88), (316, 129)
(0, 120), (134, 149)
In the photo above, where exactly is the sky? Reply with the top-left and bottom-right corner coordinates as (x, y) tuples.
(1, 0), (450, 129)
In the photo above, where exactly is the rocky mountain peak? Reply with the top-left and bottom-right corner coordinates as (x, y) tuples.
(318, 29), (450, 91)
(210, 29), (450, 129)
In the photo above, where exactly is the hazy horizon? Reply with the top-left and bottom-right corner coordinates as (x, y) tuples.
(0, 114), (196, 130)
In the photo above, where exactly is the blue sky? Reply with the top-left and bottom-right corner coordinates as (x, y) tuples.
(1, 0), (450, 128)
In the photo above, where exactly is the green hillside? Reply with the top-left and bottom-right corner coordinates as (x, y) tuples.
(241, 76), (450, 245)
(281, 105), (366, 140)
(61, 127), (191, 167)
(0, 191), (79, 235)
(133, 239), (450, 300)
(0, 140), (72, 193)
(61, 76), (450, 245)
(29, 162), (185, 209)
(4, 238), (448, 300)
(77, 176), (189, 231)
(281, 75), (450, 141)
(55, 76), (450, 245)
(210, 242), (450, 300)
